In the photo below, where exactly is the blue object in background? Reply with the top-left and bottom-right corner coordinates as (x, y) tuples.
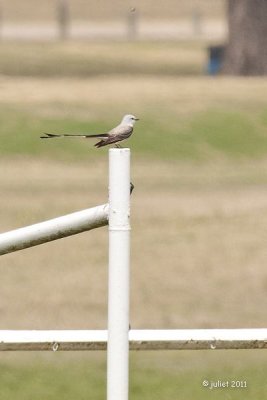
(207, 46), (225, 75)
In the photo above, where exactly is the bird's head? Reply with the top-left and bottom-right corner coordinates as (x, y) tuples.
(122, 114), (139, 126)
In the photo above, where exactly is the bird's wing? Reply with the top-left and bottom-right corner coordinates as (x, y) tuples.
(40, 133), (109, 139)
(108, 125), (133, 139)
(95, 126), (134, 148)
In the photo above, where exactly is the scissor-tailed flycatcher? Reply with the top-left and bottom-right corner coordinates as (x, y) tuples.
(40, 114), (139, 148)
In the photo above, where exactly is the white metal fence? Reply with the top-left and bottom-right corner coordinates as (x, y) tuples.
(0, 148), (267, 400)
(1, 329), (267, 352)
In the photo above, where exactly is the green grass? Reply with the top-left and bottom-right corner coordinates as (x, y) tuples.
(0, 352), (267, 400)
(0, 358), (106, 400)
(0, 108), (105, 160)
(133, 108), (267, 160)
(2, 105), (267, 161)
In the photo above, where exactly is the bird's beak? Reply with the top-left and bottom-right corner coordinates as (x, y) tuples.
(134, 117), (139, 121)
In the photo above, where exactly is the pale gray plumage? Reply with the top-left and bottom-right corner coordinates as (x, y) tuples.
(41, 114), (139, 148)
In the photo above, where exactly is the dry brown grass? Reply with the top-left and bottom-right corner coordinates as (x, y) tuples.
(1, 75), (267, 119)
(1, 157), (267, 331)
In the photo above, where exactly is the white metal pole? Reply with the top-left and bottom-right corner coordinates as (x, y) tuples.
(107, 148), (130, 400)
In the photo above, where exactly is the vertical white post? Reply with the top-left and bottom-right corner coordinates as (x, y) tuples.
(107, 148), (130, 400)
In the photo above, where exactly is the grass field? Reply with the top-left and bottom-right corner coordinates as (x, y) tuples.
(0, 42), (205, 77)
(1, 41), (267, 398)
(0, 351), (267, 399)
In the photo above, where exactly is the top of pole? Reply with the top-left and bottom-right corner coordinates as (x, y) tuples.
(109, 148), (130, 153)
(108, 148), (131, 231)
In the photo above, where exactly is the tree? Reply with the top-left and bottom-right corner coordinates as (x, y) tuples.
(223, 0), (267, 75)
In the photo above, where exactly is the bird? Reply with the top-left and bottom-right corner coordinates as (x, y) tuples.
(40, 114), (139, 148)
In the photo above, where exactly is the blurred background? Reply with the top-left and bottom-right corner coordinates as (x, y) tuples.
(1, 0), (267, 398)
(0, 0), (226, 41)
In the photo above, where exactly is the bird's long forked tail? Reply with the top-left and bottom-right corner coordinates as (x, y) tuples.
(40, 133), (62, 139)
(40, 133), (109, 139)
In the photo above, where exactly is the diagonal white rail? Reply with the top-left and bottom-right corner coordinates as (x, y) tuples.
(0, 204), (108, 255)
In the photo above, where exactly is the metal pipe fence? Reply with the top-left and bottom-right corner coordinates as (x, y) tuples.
(0, 148), (266, 400)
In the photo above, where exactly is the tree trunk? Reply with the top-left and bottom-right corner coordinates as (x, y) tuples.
(223, 0), (267, 75)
